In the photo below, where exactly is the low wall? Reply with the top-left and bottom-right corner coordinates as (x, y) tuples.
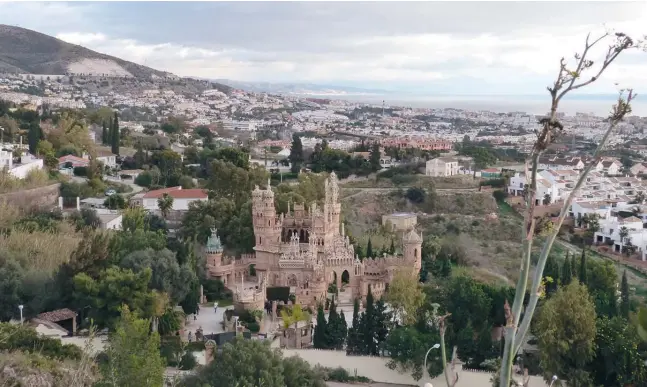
(0, 183), (60, 211)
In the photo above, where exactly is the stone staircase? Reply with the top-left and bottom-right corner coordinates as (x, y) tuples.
(337, 287), (354, 307)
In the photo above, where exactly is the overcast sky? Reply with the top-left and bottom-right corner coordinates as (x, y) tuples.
(1, 1), (647, 95)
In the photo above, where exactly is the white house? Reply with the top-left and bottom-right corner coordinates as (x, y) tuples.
(601, 158), (622, 176)
(96, 150), (117, 168)
(97, 210), (123, 230)
(507, 172), (559, 205)
(538, 156), (584, 171)
(2, 151), (44, 179)
(570, 201), (613, 223)
(425, 157), (460, 177)
(137, 186), (209, 211)
(594, 215), (645, 257)
(631, 162), (647, 176)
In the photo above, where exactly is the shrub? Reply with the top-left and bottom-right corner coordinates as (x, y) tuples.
(493, 190), (508, 202)
(404, 187), (426, 204)
(179, 352), (198, 370)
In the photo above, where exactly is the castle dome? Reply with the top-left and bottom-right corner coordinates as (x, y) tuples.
(206, 228), (223, 253)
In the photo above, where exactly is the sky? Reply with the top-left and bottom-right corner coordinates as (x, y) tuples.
(1, 1), (647, 96)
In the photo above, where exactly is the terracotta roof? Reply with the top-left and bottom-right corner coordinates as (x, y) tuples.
(36, 308), (77, 322)
(58, 155), (88, 163)
(143, 187), (208, 199)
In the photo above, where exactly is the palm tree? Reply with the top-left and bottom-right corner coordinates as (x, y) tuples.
(157, 193), (174, 219)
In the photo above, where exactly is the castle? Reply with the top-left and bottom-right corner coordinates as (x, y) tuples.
(205, 172), (422, 308)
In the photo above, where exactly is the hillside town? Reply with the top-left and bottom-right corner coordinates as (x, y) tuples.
(3, 32), (647, 387)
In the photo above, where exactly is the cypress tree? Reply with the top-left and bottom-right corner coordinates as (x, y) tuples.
(578, 248), (588, 285)
(111, 112), (120, 155)
(360, 285), (376, 355)
(571, 251), (578, 276)
(388, 239), (395, 254)
(326, 299), (347, 350)
(544, 253), (560, 294)
(313, 303), (327, 349)
(101, 121), (108, 145)
(346, 298), (361, 355)
(562, 255), (573, 285)
(620, 270), (630, 318)
(366, 238), (373, 259)
(27, 122), (42, 155)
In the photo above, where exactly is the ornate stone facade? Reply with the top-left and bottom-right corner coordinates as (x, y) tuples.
(205, 172), (422, 307)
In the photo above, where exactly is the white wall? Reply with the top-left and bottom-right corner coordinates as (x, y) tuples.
(9, 158), (43, 179)
(142, 197), (208, 211)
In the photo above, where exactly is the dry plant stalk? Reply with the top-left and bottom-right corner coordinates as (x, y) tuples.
(498, 30), (644, 387)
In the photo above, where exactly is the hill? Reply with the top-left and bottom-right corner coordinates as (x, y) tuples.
(0, 24), (172, 78)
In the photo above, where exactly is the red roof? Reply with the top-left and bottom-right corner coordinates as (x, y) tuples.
(143, 187), (208, 199)
(58, 155), (89, 164)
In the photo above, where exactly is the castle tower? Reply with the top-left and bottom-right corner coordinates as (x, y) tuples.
(205, 228), (224, 275)
(324, 172), (341, 236)
(402, 229), (423, 273)
(252, 179), (280, 250)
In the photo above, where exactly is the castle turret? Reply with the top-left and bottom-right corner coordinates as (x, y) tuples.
(324, 172), (341, 236)
(252, 180), (280, 250)
(205, 228), (224, 275)
(402, 229), (423, 273)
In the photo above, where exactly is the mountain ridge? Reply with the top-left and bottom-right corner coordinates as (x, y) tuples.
(0, 24), (173, 79)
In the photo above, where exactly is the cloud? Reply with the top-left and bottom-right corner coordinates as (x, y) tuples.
(2, 2), (647, 95)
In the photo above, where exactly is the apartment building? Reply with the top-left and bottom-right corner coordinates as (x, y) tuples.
(380, 137), (453, 151)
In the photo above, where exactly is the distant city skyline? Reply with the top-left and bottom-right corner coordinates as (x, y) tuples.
(1, 1), (647, 96)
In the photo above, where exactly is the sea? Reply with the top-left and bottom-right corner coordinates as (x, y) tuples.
(298, 94), (647, 117)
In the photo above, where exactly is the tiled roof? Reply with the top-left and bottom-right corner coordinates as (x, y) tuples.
(58, 155), (88, 163)
(36, 308), (77, 322)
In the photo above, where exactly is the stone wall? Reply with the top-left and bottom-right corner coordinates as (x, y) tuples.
(0, 183), (60, 211)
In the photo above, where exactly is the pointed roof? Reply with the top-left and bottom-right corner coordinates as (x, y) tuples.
(206, 228), (223, 253)
(403, 229), (422, 243)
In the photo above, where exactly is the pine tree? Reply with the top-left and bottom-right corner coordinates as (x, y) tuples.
(111, 112), (120, 155)
(620, 270), (630, 318)
(346, 297), (361, 355)
(373, 299), (390, 355)
(562, 255), (573, 285)
(313, 303), (327, 349)
(578, 248), (588, 285)
(101, 120), (108, 145)
(366, 238), (373, 259)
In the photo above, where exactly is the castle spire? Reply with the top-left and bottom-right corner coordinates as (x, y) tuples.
(267, 177), (271, 190)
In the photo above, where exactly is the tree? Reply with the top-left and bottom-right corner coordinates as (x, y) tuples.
(157, 193), (174, 219)
(535, 281), (597, 386)
(101, 121), (108, 145)
(366, 238), (373, 259)
(27, 121), (42, 155)
(578, 248), (588, 285)
(99, 305), (165, 387)
(183, 337), (325, 387)
(590, 316), (647, 387)
(346, 297), (361, 355)
(385, 268), (426, 325)
(620, 270), (630, 318)
(104, 194), (127, 210)
(0, 260), (24, 322)
(111, 112), (120, 155)
(543, 252), (560, 295)
(289, 134), (304, 173)
(385, 326), (443, 381)
(561, 254), (573, 285)
(326, 299), (347, 350)
(72, 266), (156, 328)
(369, 142), (382, 171)
(498, 32), (638, 387)
(119, 248), (196, 304)
(313, 303), (327, 349)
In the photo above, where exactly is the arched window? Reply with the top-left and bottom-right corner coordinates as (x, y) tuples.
(259, 237), (262, 245)
(268, 220), (271, 226)
(414, 248), (418, 259)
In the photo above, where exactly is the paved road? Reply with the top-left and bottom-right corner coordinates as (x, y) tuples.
(70, 175), (143, 196)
